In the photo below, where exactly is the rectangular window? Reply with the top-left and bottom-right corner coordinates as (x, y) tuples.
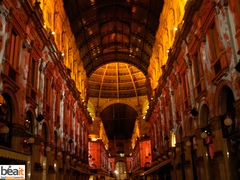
(45, 77), (50, 103)
(207, 23), (220, 62)
(30, 58), (37, 88)
(193, 52), (201, 83)
(182, 73), (188, 98)
(56, 92), (59, 114)
(47, 10), (51, 26)
(9, 29), (21, 69)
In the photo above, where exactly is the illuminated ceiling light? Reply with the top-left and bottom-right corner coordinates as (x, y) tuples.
(174, 27), (178, 31)
(51, 31), (55, 35)
(61, 53), (64, 56)
(143, 116), (145, 119)
(166, 49), (170, 53)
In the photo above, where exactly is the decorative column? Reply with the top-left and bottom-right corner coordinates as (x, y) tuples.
(183, 137), (194, 180)
(175, 72), (185, 128)
(210, 118), (231, 180)
(174, 142), (183, 180)
(46, 145), (55, 179)
(169, 86), (177, 131)
(227, 0), (240, 53)
(194, 130), (209, 180)
(64, 153), (71, 180)
(57, 151), (64, 180)
(184, 54), (196, 109)
(168, 149), (176, 180)
(31, 135), (43, 180)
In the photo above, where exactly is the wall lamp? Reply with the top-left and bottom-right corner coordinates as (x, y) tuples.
(163, 155), (167, 159)
(1, 125), (9, 134)
(224, 116), (233, 126)
(36, 113), (44, 122)
(164, 136), (169, 141)
(201, 131), (208, 139)
(190, 107), (198, 117)
(175, 147), (180, 153)
(185, 141), (191, 147)
(24, 137), (35, 144)
(68, 139), (73, 144)
(66, 155), (70, 160)
(235, 61), (240, 72)
(46, 146), (51, 152)
(57, 152), (62, 157)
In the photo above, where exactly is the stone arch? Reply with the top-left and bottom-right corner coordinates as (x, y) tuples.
(198, 103), (210, 128)
(175, 125), (183, 143)
(1, 86), (19, 124)
(98, 99), (139, 114)
(185, 116), (196, 136)
(197, 99), (210, 128)
(214, 80), (234, 116)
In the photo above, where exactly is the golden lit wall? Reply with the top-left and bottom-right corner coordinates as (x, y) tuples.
(38, 0), (88, 100)
(148, 0), (187, 91)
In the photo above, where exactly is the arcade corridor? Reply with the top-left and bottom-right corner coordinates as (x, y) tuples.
(0, 0), (240, 180)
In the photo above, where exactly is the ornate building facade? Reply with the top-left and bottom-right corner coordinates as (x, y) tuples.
(0, 0), (239, 180)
